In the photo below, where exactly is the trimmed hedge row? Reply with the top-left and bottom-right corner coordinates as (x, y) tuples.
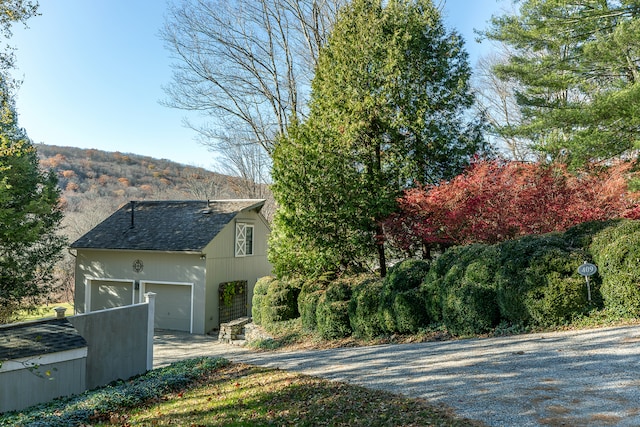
(253, 219), (640, 339)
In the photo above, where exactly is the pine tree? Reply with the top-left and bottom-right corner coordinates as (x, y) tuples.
(0, 75), (65, 323)
(483, 0), (640, 166)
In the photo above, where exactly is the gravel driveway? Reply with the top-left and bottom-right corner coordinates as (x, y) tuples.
(154, 325), (640, 426)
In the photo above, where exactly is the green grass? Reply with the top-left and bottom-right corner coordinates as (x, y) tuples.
(17, 302), (73, 322)
(97, 363), (482, 427)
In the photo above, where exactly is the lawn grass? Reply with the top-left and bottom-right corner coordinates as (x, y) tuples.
(98, 363), (482, 427)
(17, 302), (74, 322)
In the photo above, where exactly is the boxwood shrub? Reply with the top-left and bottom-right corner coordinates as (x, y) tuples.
(423, 244), (500, 336)
(378, 260), (430, 334)
(589, 219), (640, 316)
(315, 277), (353, 339)
(251, 276), (276, 325)
(495, 234), (596, 327)
(348, 275), (385, 339)
(298, 277), (330, 332)
(261, 278), (302, 326)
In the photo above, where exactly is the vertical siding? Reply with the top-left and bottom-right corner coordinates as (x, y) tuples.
(70, 303), (149, 389)
(204, 211), (272, 332)
(0, 357), (86, 413)
(73, 210), (272, 334)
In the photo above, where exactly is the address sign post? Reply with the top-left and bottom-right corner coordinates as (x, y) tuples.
(577, 261), (597, 301)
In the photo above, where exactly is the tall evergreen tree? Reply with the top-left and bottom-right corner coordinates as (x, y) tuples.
(0, 1), (66, 323)
(483, 0), (640, 167)
(270, 0), (485, 277)
(0, 76), (66, 323)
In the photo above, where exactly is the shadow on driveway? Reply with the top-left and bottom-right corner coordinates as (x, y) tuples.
(155, 325), (640, 426)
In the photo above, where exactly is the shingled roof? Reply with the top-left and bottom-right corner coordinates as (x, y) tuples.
(70, 199), (265, 252)
(0, 318), (87, 361)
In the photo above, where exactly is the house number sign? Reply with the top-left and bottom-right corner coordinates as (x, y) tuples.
(133, 259), (144, 273)
(577, 261), (597, 301)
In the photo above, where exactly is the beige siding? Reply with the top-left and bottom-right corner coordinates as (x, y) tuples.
(74, 250), (207, 334)
(203, 210), (272, 332)
(73, 209), (272, 334)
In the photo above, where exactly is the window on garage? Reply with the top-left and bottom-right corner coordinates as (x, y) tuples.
(235, 223), (254, 257)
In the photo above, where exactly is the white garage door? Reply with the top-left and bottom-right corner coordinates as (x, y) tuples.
(144, 282), (193, 333)
(90, 280), (134, 311)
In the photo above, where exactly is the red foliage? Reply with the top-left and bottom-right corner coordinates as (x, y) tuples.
(383, 159), (640, 253)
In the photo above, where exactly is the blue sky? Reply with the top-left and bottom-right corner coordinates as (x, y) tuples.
(10, 0), (505, 171)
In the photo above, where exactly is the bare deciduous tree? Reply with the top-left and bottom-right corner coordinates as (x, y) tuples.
(161, 0), (345, 157)
(473, 51), (537, 161)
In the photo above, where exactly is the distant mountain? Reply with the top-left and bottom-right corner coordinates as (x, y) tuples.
(35, 144), (273, 241)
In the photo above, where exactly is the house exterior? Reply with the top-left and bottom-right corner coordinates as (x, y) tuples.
(70, 199), (272, 334)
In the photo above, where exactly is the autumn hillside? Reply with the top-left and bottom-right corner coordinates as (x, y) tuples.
(35, 144), (272, 242)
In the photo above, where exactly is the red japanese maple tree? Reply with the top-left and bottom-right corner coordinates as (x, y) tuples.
(383, 159), (640, 257)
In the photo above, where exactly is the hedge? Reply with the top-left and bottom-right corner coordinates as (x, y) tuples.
(315, 277), (354, 339)
(348, 275), (385, 339)
(263, 219), (640, 340)
(298, 277), (330, 332)
(495, 234), (597, 327)
(589, 219), (640, 316)
(260, 278), (302, 326)
(422, 244), (500, 335)
(376, 260), (430, 334)
(251, 276), (276, 325)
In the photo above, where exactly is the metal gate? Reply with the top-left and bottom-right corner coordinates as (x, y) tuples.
(218, 280), (248, 324)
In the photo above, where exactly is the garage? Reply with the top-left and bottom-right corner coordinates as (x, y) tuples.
(89, 279), (135, 311)
(142, 281), (193, 333)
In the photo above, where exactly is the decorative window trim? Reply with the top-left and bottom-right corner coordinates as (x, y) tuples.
(235, 223), (254, 257)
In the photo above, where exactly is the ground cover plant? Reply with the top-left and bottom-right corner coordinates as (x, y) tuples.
(1, 358), (482, 427)
(0, 357), (228, 427)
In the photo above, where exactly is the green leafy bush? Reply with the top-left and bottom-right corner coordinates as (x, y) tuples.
(315, 278), (353, 339)
(348, 275), (385, 339)
(563, 219), (621, 249)
(495, 235), (595, 327)
(1, 357), (229, 427)
(392, 288), (428, 334)
(261, 278), (302, 326)
(252, 276), (276, 325)
(384, 259), (431, 292)
(423, 244), (500, 336)
(298, 277), (330, 332)
(590, 219), (640, 316)
(378, 260), (430, 334)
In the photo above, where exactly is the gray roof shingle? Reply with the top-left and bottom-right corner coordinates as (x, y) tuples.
(70, 199), (265, 252)
(0, 318), (87, 361)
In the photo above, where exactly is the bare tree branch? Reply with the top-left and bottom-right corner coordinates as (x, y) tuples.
(161, 0), (345, 157)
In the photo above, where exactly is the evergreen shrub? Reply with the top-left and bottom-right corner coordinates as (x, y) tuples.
(496, 235), (595, 327)
(590, 219), (640, 316)
(298, 277), (330, 332)
(261, 278), (302, 325)
(251, 276), (275, 325)
(426, 244), (500, 336)
(348, 275), (384, 339)
(315, 278), (353, 339)
(378, 260), (430, 333)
